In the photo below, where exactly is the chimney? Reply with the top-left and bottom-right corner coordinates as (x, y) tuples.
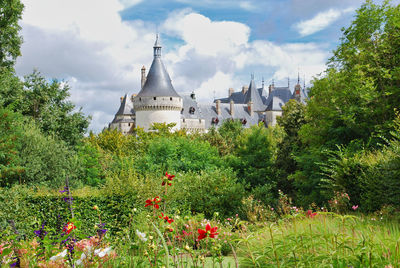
(228, 88), (234, 97)
(230, 100), (234, 116)
(141, 66), (146, 89)
(242, 86), (248, 95)
(216, 100), (221, 115)
(295, 84), (301, 101)
(120, 97), (124, 103)
(247, 101), (253, 116)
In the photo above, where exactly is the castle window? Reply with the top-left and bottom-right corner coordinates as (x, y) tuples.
(189, 107), (195, 114)
(154, 97), (156, 100)
(212, 117), (219, 124)
(241, 118), (247, 125)
(170, 97), (173, 101)
(139, 97), (142, 101)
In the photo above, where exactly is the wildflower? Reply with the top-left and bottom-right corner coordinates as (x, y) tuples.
(235, 214), (238, 217)
(182, 230), (192, 236)
(50, 249), (68, 261)
(145, 196), (161, 209)
(162, 172), (175, 186)
(34, 222), (48, 240)
(184, 244), (191, 251)
(94, 247), (112, 258)
(63, 222), (76, 234)
(136, 229), (147, 242)
(352, 205), (359, 211)
(93, 205), (99, 210)
(75, 252), (87, 266)
(166, 226), (174, 232)
(306, 210), (317, 218)
(227, 218), (232, 221)
(133, 208), (137, 212)
(159, 212), (174, 223)
(197, 223), (219, 240)
(271, 207), (274, 211)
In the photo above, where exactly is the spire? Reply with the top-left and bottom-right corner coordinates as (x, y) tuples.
(154, 33), (162, 58)
(303, 74), (306, 89)
(136, 35), (180, 98)
(288, 77), (290, 87)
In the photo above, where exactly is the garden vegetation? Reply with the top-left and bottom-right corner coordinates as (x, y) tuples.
(1, 0), (400, 266)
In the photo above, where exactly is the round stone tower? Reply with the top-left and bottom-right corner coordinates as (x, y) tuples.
(133, 34), (183, 131)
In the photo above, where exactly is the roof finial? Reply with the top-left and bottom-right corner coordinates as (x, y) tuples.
(303, 74), (306, 89)
(154, 33), (161, 57)
(262, 76), (265, 87)
(288, 77), (290, 87)
(272, 79), (275, 87)
(297, 71), (300, 84)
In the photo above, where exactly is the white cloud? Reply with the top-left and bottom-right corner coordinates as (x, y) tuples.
(294, 8), (342, 36)
(163, 10), (250, 57)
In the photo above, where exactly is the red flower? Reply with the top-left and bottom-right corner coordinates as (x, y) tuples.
(145, 196), (161, 209)
(63, 222), (76, 234)
(306, 210), (317, 218)
(159, 212), (174, 224)
(197, 223), (218, 240)
(162, 172), (175, 186)
(182, 230), (192, 236)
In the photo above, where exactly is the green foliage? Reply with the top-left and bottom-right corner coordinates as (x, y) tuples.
(76, 142), (105, 186)
(275, 100), (307, 197)
(137, 136), (223, 174)
(0, 108), (24, 185)
(17, 119), (79, 187)
(227, 124), (276, 188)
(169, 170), (246, 218)
(0, 0), (24, 70)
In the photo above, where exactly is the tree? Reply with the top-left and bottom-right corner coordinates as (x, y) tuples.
(0, 0), (24, 70)
(275, 99), (306, 197)
(0, 70), (90, 146)
(228, 124), (275, 188)
(302, 0), (400, 149)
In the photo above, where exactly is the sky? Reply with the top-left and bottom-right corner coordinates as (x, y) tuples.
(14, 0), (391, 132)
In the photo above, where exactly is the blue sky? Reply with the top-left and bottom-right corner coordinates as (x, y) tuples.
(15, 0), (395, 132)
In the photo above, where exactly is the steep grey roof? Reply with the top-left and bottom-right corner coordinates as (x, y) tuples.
(198, 103), (264, 129)
(115, 94), (135, 115)
(136, 36), (180, 98)
(136, 57), (180, 98)
(264, 86), (293, 111)
(243, 78), (265, 111)
(181, 94), (202, 119)
(215, 91), (245, 104)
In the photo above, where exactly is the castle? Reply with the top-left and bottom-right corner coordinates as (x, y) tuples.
(109, 35), (308, 134)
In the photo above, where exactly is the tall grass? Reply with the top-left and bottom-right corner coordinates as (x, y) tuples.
(238, 213), (400, 267)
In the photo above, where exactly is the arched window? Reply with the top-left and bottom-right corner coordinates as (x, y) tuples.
(189, 107), (195, 114)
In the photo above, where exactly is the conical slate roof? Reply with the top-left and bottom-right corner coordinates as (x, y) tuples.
(244, 77), (265, 111)
(116, 94), (134, 115)
(136, 36), (180, 98)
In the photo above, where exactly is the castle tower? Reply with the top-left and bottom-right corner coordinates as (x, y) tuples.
(132, 34), (183, 131)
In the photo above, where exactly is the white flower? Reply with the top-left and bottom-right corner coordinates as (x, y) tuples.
(50, 249), (67, 261)
(136, 229), (147, 242)
(94, 247), (112, 258)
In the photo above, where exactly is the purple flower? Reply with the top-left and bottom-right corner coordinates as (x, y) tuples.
(34, 222), (48, 240)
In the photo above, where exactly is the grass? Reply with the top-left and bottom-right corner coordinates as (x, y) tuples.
(237, 213), (400, 267)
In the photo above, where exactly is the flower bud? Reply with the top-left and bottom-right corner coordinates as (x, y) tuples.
(93, 205), (99, 210)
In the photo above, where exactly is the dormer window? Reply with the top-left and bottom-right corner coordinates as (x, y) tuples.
(212, 117), (219, 124)
(241, 118), (247, 125)
(189, 107), (195, 114)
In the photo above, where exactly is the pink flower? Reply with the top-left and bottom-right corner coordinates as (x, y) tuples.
(352, 205), (359, 211)
(271, 207), (274, 211)
(227, 218), (232, 221)
(306, 210), (317, 218)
